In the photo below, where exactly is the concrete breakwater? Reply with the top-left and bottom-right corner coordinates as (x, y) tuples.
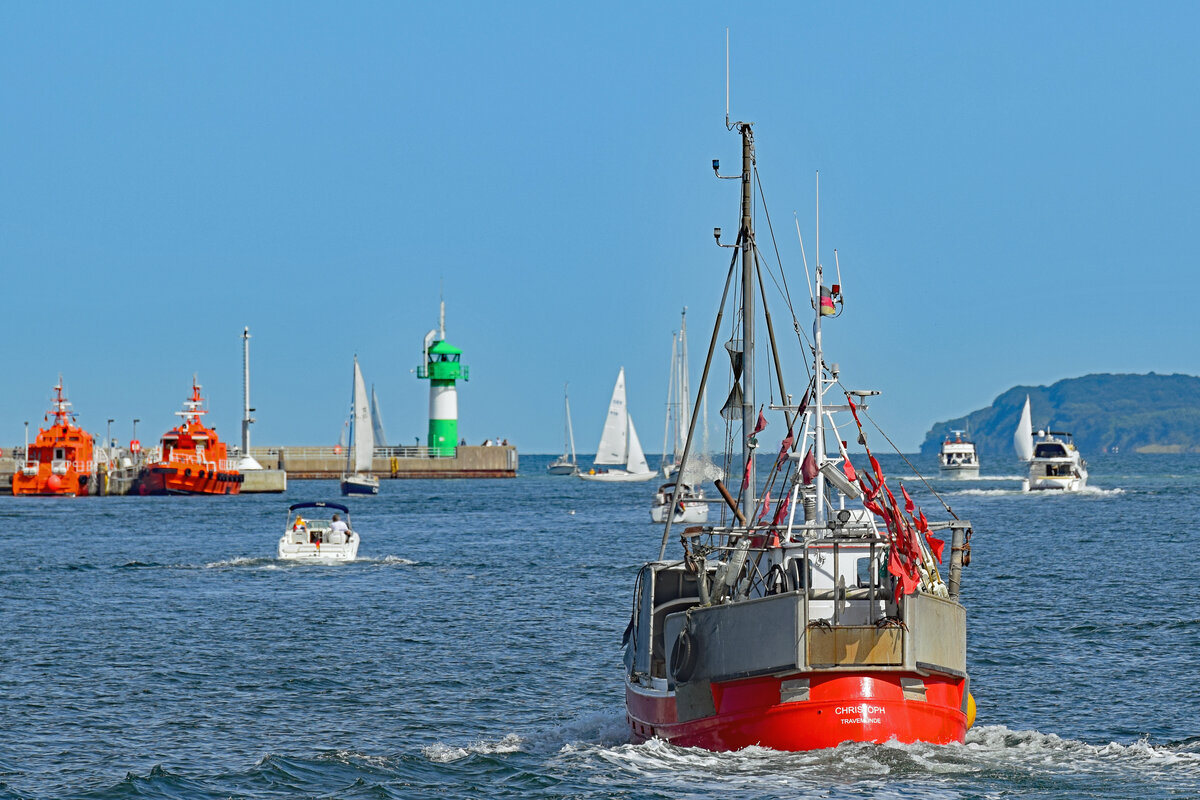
(0, 445), (516, 495)
(249, 444), (518, 479)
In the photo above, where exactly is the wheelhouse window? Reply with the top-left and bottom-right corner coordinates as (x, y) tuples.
(1034, 443), (1067, 459)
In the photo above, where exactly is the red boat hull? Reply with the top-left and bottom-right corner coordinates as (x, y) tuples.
(627, 671), (968, 751)
(134, 466), (242, 495)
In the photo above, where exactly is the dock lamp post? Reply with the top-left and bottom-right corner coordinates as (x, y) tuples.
(107, 419), (114, 459)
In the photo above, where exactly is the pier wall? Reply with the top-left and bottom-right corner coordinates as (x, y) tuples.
(0, 447), (516, 493)
(255, 445), (517, 479)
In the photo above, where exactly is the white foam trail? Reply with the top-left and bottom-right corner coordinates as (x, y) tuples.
(554, 724), (1200, 788)
(204, 557), (279, 569)
(421, 734), (523, 763)
(370, 555), (418, 565)
(950, 487), (1125, 498)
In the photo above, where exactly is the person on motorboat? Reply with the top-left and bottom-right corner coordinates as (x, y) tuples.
(330, 514), (349, 540)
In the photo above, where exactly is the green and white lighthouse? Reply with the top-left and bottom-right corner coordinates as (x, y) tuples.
(417, 300), (468, 456)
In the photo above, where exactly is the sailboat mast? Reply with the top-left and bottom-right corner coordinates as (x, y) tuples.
(661, 333), (678, 471)
(739, 123), (756, 521)
(678, 308), (690, 458)
(565, 386), (577, 464)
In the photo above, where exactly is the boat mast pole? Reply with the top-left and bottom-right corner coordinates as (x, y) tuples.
(739, 122), (756, 523)
(813, 173), (826, 523)
(565, 386), (577, 466)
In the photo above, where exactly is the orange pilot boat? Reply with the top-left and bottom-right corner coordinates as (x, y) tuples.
(134, 378), (242, 496)
(13, 379), (96, 497)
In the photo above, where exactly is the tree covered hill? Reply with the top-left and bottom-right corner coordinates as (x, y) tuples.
(919, 373), (1200, 456)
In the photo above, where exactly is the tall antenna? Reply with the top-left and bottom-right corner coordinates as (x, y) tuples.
(725, 27), (730, 128)
(439, 280), (446, 340)
(815, 170), (820, 272)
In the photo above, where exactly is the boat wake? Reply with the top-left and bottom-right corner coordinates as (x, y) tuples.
(552, 724), (1200, 795)
(361, 555), (418, 566)
(950, 487), (1125, 498)
(422, 711), (628, 763)
(421, 733), (523, 763)
(203, 556), (281, 569)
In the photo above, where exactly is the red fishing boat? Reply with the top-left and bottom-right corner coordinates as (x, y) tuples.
(12, 379), (95, 496)
(134, 378), (242, 495)
(623, 117), (976, 751)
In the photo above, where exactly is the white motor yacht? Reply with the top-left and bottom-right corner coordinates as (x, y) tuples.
(1025, 431), (1088, 491)
(938, 430), (980, 473)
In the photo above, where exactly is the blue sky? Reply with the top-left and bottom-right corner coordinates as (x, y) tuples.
(3, 3), (1198, 454)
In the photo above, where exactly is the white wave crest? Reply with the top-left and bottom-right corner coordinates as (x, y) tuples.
(949, 486), (1125, 498)
(370, 555), (418, 566)
(554, 724), (1200, 790)
(421, 733), (523, 763)
(204, 556), (280, 569)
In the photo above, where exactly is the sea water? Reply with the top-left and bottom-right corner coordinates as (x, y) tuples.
(1, 453), (1198, 799)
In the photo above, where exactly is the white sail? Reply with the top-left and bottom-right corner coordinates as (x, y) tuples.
(678, 313), (691, 456)
(595, 368), (628, 465)
(626, 413), (652, 474)
(352, 359), (374, 473)
(1014, 395), (1033, 461)
(370, 385), (388, 447)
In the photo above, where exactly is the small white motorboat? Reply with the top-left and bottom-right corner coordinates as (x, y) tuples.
(279, 501), (360, 561)
(649, 481), (708, 524)
(938, 430), (980, 474)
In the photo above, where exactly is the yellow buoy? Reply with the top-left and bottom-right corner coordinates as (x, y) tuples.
(966, 692), (977, 729)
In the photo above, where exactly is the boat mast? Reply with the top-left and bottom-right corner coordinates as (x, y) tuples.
(678, 307), (690, 460)
(813, 173), (826, 523)
(739, 122), (756, 521)
(565, 385), (578, 465)
(661, 332), (678, 471)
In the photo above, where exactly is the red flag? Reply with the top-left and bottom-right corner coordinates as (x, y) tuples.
(757, 490), (772, 523)
(869, 453), (884, 485)
(801, 448), (818, 483)
(860, 470), (880, 499)
(925, 532), (945, 562)
(753, 408), (768, 434)
(901, 484), (915, 515)
(771, 493), (791, 525)
(842, 458), (857, 483)
(847, 395), (862, 427)
(741, 454), (753, 491)
(777, 430), (795, 465)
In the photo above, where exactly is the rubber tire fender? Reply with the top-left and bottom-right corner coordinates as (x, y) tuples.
(670, 629), (698, 684)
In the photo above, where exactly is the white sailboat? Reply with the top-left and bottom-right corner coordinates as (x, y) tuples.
(548, 383), (580, 475)
(652, 311), (707, 521)
(340, 356), (379, 496)
(580, 368), (656, 482)
(1014, 395), (1034, 461)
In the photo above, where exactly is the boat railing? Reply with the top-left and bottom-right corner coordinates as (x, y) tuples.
(160, 452), (233, 471)
(247, 445), (458, 460)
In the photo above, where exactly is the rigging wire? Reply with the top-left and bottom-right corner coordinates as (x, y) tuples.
(844, 386), (959, 520)
(751, 167), (815, 371)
